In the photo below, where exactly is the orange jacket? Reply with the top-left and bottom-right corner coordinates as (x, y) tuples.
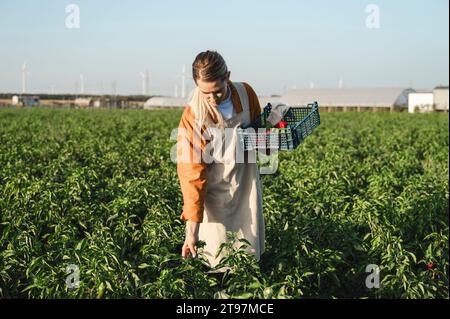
(177, 81), (261, 223)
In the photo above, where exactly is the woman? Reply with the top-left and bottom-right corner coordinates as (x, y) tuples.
(177, 50), (265, 271)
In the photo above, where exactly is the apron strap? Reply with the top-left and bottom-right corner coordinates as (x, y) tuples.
(233, 82), (250, 115)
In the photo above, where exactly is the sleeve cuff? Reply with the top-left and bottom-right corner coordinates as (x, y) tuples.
(180, 210), (203, 223)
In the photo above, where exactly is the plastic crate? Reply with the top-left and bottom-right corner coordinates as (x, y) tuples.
(238, 102), (321, 151)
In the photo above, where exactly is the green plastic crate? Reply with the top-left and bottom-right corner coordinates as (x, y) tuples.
(238, 102), (321, 151)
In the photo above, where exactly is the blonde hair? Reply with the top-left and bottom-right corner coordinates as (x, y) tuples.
(189, 50), (229, 130)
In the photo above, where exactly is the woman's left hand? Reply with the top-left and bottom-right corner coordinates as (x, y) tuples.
(182, 221), (199, 259)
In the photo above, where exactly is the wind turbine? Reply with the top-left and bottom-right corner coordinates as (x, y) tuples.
(79, 74), (84, 94)
(140, 69), (149, 95)
(111, 80), (117, 108)
(338, 76), (344, 89)
(146, 69), (150, 95)
(21, 62), (27, 94)
(174, 65), (187, 98)
(111, 80), (117, 96)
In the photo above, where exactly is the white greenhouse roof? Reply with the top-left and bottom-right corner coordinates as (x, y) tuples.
(143, 97), (188, 108)
(282, 87), (415, 108)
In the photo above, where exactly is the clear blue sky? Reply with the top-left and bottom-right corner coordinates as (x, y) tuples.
(0, 0), (448, 96)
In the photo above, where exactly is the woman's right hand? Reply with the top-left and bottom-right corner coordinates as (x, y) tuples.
(182, 220), (200, 259)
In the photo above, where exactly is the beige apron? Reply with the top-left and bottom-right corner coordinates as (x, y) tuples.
(198, 82), (265, 271)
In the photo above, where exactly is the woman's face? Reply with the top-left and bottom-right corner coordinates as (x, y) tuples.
(196, 73), (230, 107)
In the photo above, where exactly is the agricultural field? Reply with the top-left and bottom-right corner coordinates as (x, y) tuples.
(0, 107), (448, 299)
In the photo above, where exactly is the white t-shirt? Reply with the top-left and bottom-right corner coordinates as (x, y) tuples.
(217, 86), (235, 120)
